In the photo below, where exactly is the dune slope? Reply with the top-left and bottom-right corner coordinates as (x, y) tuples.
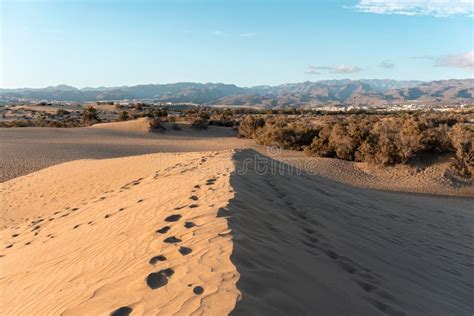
(224, 150), (473, 315)
(0, 151), (239, 315)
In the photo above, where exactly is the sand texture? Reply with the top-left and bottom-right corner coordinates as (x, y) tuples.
(1, 151), (239, 315)
(1, 149), (473, 315)
(226, 150), (473, 315)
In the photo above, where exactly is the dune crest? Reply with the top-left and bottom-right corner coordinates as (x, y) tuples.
(0, 151), (240, 315)
(89, 117), (154, 133)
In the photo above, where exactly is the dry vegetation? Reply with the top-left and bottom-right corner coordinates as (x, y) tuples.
(238, 112), (473, 177)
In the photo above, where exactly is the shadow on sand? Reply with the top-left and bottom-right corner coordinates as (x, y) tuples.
(220, 149), (473, 315)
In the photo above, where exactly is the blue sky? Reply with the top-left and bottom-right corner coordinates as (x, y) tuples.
(1, 0), (473, 88)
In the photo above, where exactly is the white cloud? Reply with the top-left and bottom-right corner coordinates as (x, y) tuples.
(304, 65), (322, 75)
(331, 64), (362, 74)
(305, 64), (362, 75)
(378, 60), (395, 68)
(353, 0), (474, 17)
(411, 55), (435, 60)
(435, 51), (474, 72)
(313, 66), (333, 70)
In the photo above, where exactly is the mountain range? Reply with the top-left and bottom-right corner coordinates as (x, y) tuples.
(1, 79), (472, 108)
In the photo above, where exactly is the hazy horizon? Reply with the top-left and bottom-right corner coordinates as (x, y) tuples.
(2, 77), (474, 91)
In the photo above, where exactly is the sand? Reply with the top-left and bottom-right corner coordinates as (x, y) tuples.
(1, 124), (472, 197)
(0, 151), (239, 315)
(0, 125), (251, 182)
(260, 147), (474, 197)
(226, 150), (473, 315)
(1, 149), (472, 315)
(90, 117), (155, 133)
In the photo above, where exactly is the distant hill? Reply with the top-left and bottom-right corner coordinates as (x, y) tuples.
(1, 79), (472, 108)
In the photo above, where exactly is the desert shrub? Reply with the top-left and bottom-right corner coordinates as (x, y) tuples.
(56, 109), (70, 116)
(450, 124), (473, 177)
(152, 108), (168, 118)
(118, 111), (130, 121)
(363, 120), (403, 164)
(305, 125), (334, 157)
(420, 125), (451, 153)
(83, 106), (100, 125)
(255, 120), (316, 150)
(186, 109), (210, 129)
(0, 117), (83, 128)
(209, 109), (235, 127)
(238, 115), (265, 138)
(398, 118), (422, 162)
(328, 123), (357, 160)
(149, 118), (166, 131)
(190, 117), (208, 129)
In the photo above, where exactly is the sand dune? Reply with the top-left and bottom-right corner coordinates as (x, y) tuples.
(90, 117), (155, 133)
(0, 126), (251, 182)
(1, 149), (472, 315)
(263, 149), (474, 197)
(1, 124), (472, 197)
(0, 151), (239, 315)
(225, 150), (473, 315)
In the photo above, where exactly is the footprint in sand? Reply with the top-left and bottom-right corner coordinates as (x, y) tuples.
(178, 247), (192, 256)
(164, 215), (182, 222)
(356, 280), (378, 293)
(184, 222), (196, 228)
(156, 226), (171, 234)
(164, 236), (181, 243)
(189, 204), (198, 208)
(206, 180), (215, 186)
(189, 195), (199, 201)
(146, 268), (175, 289)
(6, 244), (13, 249)
(149, 255), (167, 265)
(193, 286), (204, 295)
(325, 249), (339, 260)
(110, 306), (133, 316)
(104, 214), (112, 219)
